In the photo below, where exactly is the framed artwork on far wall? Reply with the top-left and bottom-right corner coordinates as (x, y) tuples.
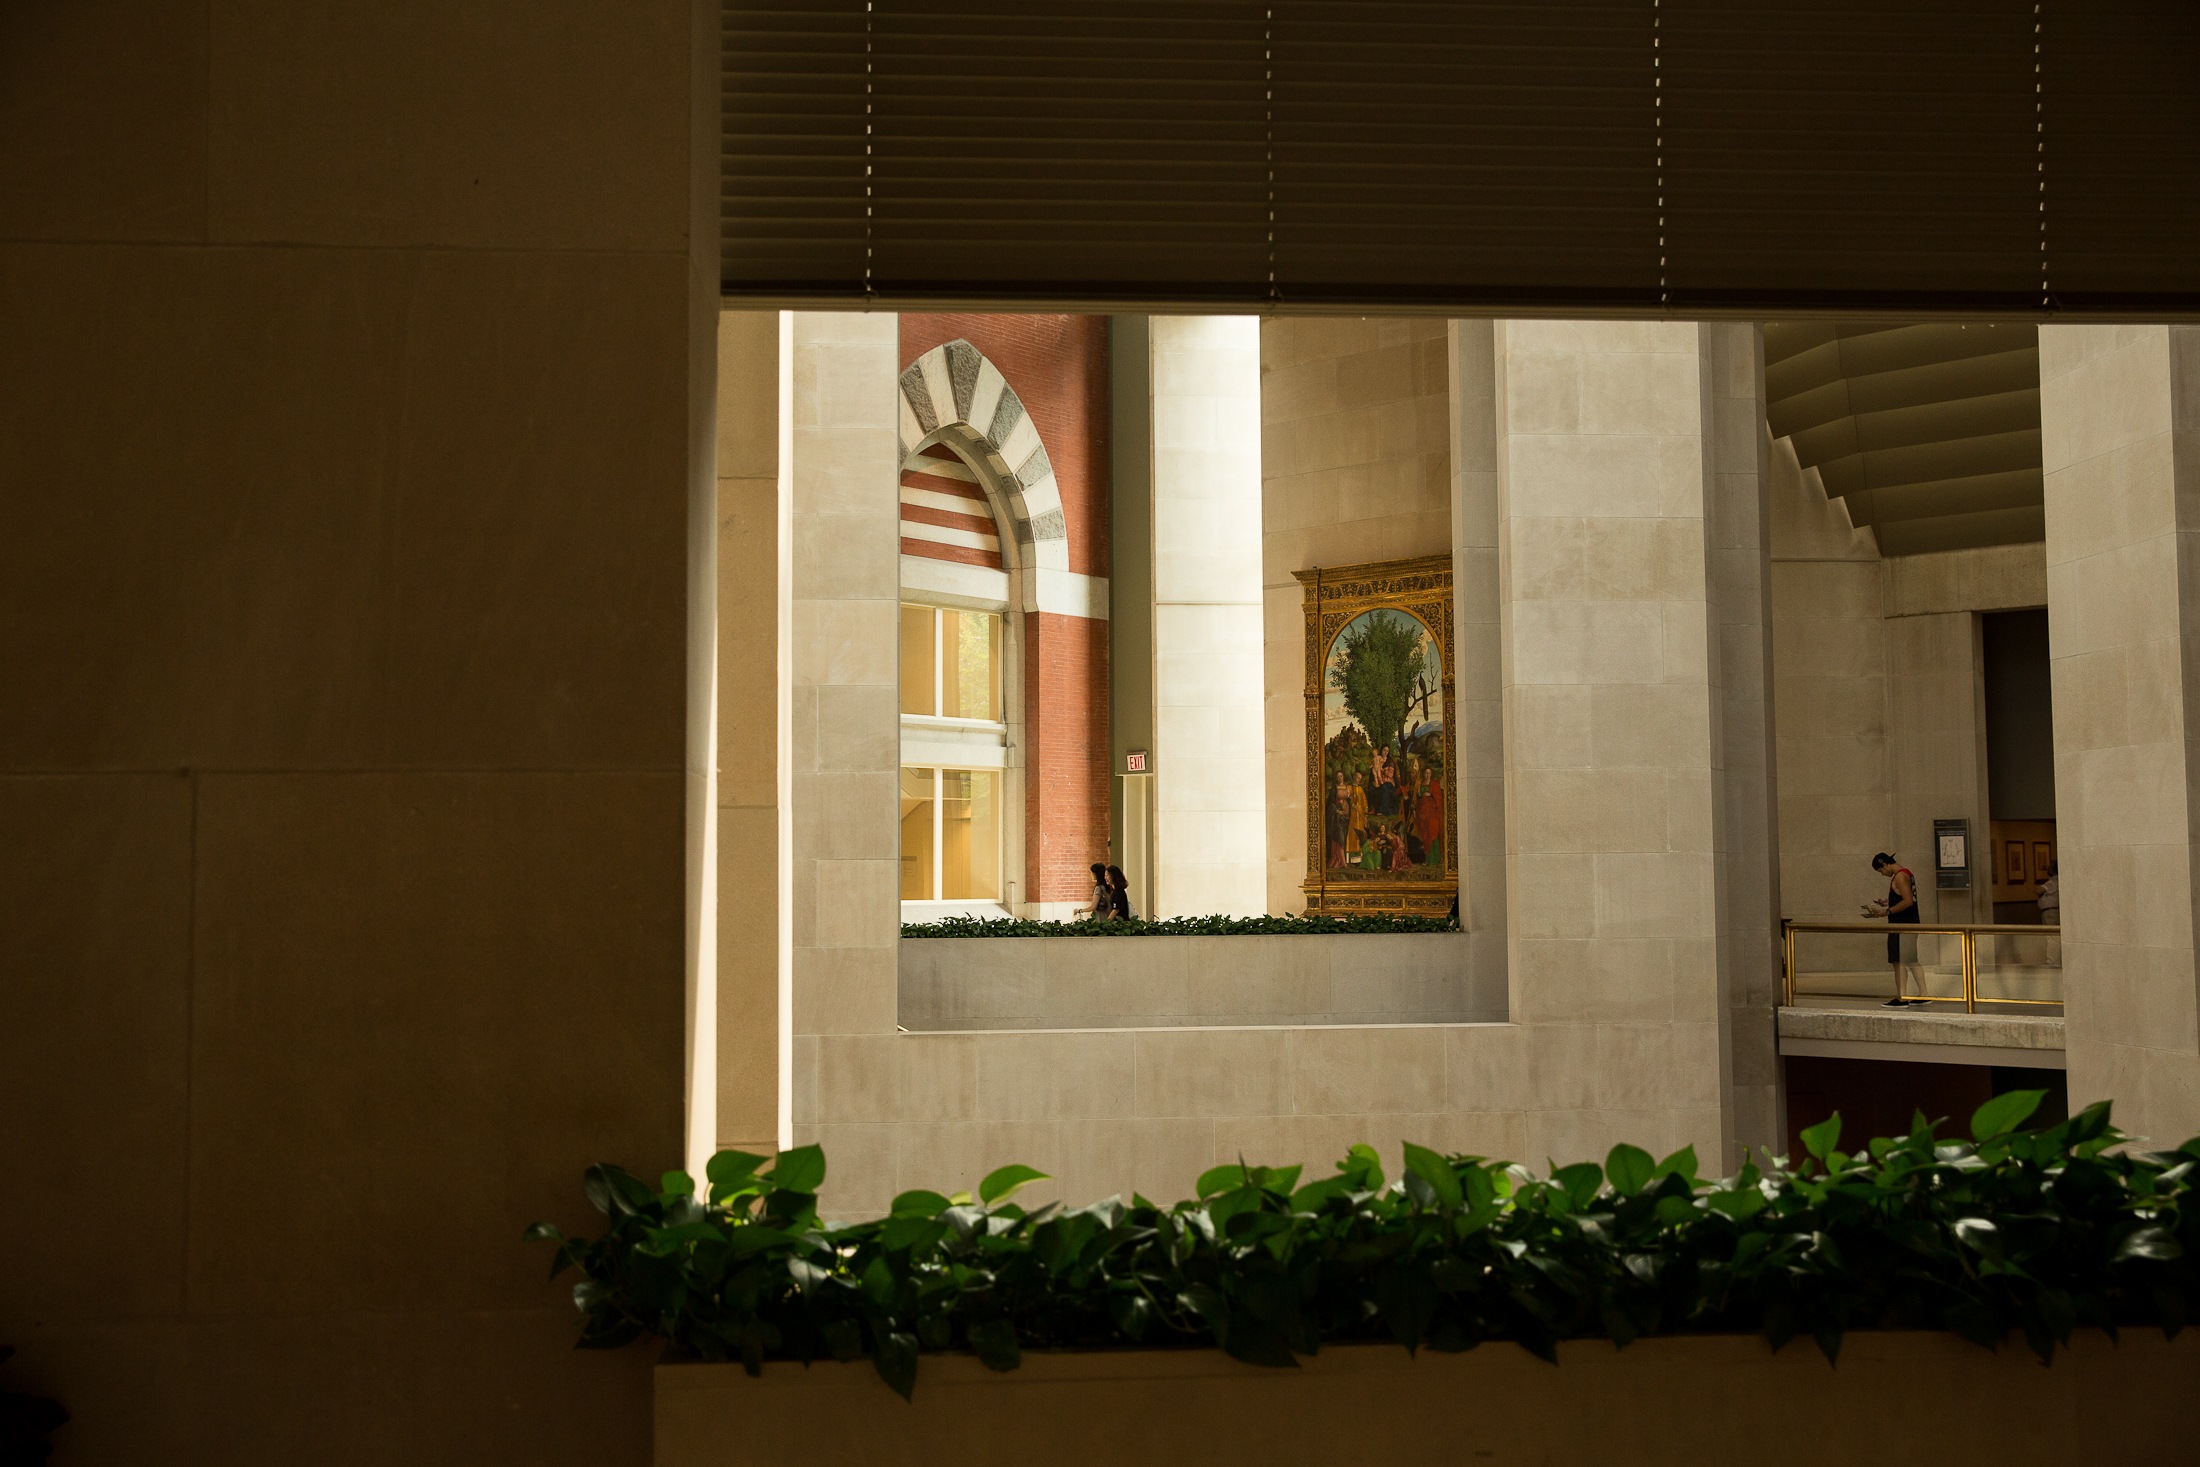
(1295, 554), (1457, 917)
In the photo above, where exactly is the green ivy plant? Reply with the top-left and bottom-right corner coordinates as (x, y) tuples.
(902, 912), (1459, 939)
(528, 1093), (2195, 1400)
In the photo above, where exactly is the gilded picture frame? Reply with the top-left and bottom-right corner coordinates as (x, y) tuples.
(1295, 554), (1457, 917)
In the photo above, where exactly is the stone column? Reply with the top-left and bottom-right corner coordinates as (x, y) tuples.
(1493, 320), (1776, 1167)
(1149, 316), (1267, 917)
(1704, 324), (1784, 1164)
(789, 311), (903, 1047)
(714, 310), (791, 1154)
(2040, 325), (2200, 1146)
(1449, 320), (1513, 989)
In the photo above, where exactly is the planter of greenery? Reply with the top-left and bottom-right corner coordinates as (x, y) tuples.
(532, 1094), (2195, 1461)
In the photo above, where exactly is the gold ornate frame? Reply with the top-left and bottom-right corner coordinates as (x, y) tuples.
(1295, 554), (1457, 917)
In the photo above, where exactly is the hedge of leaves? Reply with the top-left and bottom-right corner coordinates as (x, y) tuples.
(528, 1093), (2195, 1399)
(901, 912), (1459, 940)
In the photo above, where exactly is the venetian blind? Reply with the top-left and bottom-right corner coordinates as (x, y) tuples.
(1271, 0), (1659, 310)
(2047, 1), (2200, 313)
(1662, 1), (2038, 313)
(721, 0), (2200, 314)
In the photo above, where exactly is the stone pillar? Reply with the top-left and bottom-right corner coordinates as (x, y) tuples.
(2041, 325), (2200, 1146)
(1149, 316), (1266, 917)
(1704, 324), (1784, 1164)
(1493, 320), (1774, 1167)
(1449, 320), (1513, 989)
(714, 310), (791, 1154)
(790, 312), (903, 1037)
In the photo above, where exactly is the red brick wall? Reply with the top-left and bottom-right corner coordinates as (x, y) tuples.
(899, 315), (1112, 907)
(1024, 611), (1112, 906)
(899, 315), (1109, 577)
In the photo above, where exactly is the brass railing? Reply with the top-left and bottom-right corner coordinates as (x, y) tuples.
(1780, 920), (2062, 1013)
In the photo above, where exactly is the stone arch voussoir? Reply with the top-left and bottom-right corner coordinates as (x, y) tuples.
(897, 339), (1069, 572)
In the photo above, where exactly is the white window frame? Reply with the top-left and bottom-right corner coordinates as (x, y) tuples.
(899, 600), (1013, 917)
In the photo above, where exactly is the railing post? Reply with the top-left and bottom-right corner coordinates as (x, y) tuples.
(1781, 920), (1794, 1007)
(1962, 930), (1976, 1013)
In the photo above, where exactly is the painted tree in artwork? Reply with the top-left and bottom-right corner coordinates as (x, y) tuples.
(1331, 610), (1425, 755)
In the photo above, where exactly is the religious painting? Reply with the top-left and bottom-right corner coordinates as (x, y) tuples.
(1295, 555), (1457, 917)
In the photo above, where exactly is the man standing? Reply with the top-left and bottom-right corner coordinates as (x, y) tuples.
(1868, 852), (1923, 1006)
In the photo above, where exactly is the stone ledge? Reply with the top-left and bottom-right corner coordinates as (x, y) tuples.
(898, 931), (1503, 1032)
(1777, 1005), (2065, 1068)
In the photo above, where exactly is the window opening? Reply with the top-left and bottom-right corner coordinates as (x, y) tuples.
(899, 602), (1007, 905)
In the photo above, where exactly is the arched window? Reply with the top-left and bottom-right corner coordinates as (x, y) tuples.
(896, 334), (1104, 921)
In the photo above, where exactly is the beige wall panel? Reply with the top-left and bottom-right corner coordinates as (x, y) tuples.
(204, 2), (691, 252)
(3, 1), (713, 1457)
(0, 774), (194, 1321)
(186, 772), (686, 1314)
(0, 246), (691, 773)
(2041, 323), (2200, 1146)
(12, 1309), (649, 1464)
(0, 3), (208, 242)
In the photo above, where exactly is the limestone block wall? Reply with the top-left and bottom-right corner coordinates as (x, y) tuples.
(1887, 612), (1992, 925)
(1769, 435), (1896, 919)
(804, 1022), (1561, 1220)
(1767, 438), (2022, 925)
(2040, 324), (2200, 1145)
(1260, 318), (1455, 916)
(791, 313), (903, 1047)
(1, 3), (713, 1456)
(898, 932), (1501, 1031)
(1150, 317), (1267, 916)
(1490, 320), (1763, 1168)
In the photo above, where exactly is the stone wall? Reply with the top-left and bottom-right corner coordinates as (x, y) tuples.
(2041, 323), (2200, 1145)
(1766, 436), (2038, 924)
(898, 933), (1502, 1030)
(0, 3), (714, 1456)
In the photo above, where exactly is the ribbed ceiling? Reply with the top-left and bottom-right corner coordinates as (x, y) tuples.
(1763, 321), (2041, 556)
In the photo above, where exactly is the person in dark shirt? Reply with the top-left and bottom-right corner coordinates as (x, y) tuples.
(1105, 865), (1134, 921)
(1868, 852), (1922, 1006)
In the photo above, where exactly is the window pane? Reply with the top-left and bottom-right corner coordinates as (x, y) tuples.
(941, 609), (1001, 722)
(939, 769), (1001, 901)
(900, 604), (936, 716)
(900, 767), (936, 899)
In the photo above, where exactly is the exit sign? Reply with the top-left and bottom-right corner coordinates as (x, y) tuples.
(1125, 750), (1148, 773)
